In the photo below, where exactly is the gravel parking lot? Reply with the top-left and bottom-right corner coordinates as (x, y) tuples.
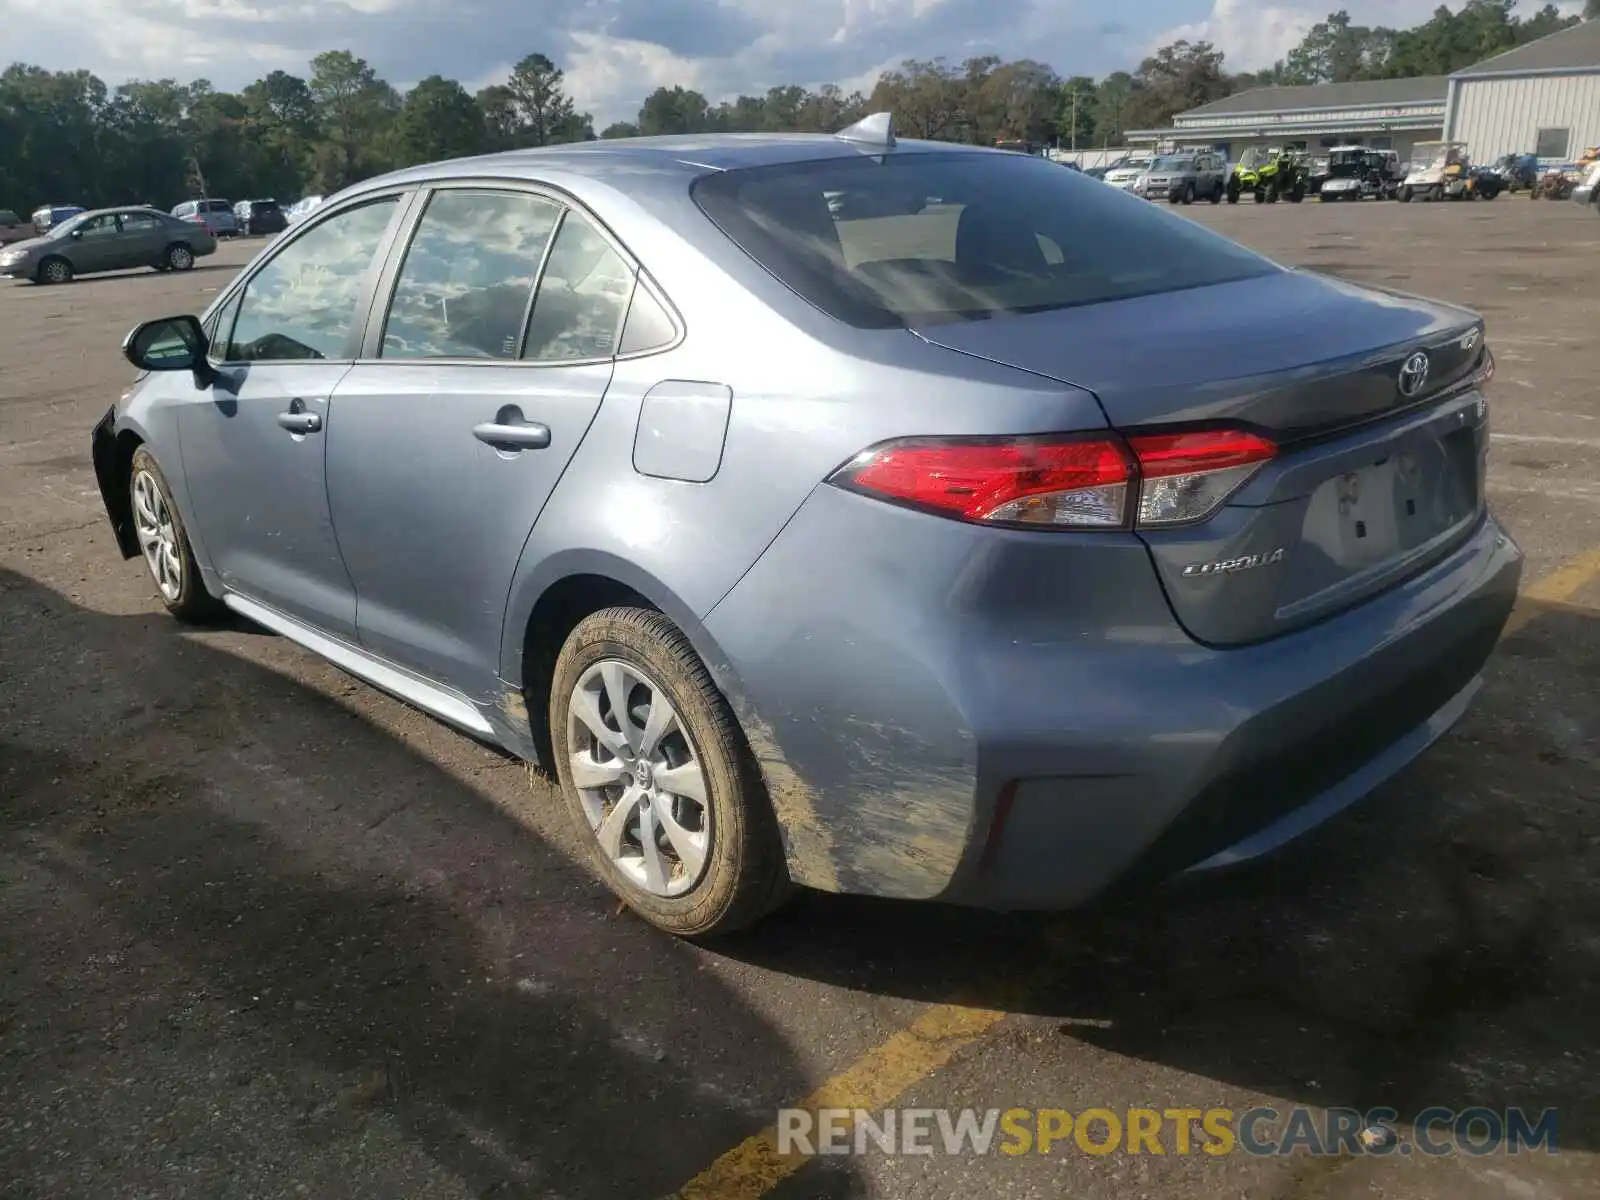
(3, 203), (1599, 1200)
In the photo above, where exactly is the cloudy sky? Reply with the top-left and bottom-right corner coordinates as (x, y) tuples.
(2, 0), (1584, 125)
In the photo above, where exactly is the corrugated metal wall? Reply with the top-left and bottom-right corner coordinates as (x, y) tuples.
(1452, 74), (1600, 162)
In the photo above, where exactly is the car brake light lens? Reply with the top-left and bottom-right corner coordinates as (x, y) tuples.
(830, 428), (1276, 531)
(1127, 429), (1276, 526)
(830, 436), (1133, 527)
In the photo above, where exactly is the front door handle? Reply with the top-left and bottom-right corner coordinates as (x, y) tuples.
(277, 410), (322, 434)
(473, 412), (550, 450)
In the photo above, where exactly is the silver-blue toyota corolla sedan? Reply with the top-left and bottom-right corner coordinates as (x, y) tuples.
(91, 116), (1521, 938)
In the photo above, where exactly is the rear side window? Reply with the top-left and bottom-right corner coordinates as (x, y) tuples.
(520, 211), (634, 362)
(381, 189), (562, 360)
(691, 151), (1276, 329)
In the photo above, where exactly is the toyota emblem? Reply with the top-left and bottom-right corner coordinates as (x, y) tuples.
(1398, 351), (1430, 398)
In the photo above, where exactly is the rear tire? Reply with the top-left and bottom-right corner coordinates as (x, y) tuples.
(128, 446), (224, 623)
(164, 243), (194, 271)
(549, 607), (791, 939)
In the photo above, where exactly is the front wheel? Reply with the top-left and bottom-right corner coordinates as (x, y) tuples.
(36, 256), (72, 284)
(1400, 186), (1413, 202)
(550, 607), (791, 939)
(1181, 182), (1195, 205)
(128, 446), (223, 622)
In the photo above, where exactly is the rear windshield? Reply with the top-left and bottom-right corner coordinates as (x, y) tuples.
(201, 200), (232, 212)
(691, 151), (1275, 329)
(252, 200), (281, 212)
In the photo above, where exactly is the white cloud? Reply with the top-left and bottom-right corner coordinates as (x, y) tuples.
(13, 0), (1583, 130)
(560, 32), (709, 119)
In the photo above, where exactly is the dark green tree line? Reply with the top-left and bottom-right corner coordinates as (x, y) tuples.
(0, 4), (1586, 211)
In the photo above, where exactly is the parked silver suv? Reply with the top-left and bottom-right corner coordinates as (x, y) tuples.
(1137, 151), (1228, 205)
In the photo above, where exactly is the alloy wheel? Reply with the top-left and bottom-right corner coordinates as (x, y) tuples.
(132, 468), (183, 601)
(567, 658), (711, 897)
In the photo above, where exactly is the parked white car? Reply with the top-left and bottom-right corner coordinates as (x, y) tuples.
(284, 195), (325, 226)
(1102, 155), (1155, 192)
(1573, 160), (1600, 209)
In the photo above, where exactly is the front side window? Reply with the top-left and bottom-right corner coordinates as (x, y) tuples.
(692, 150), (1275, 329)
(225, 197), (398, 362)
(521, 211), (634, 361)
(381, 189), (561, 360)
(76, 215), (119, 240)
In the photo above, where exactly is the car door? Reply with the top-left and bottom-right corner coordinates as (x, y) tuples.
(66, 213), (121, 272)
(113, 210), (166, 266)
(324, 184), (635, 699)
(175, 191), (411, 639)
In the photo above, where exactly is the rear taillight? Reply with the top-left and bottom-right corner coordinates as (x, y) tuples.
(828, 428), (1276, 531)
(1126, 429), (1276, 526)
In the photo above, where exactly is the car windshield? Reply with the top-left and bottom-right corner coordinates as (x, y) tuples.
(1152, 157), (1193, 172)
(1328, 151), (1367, 173)
(692, 150), (1277, 330)
(1113, 157), (1152, 172)
(1239, 148), (1275, 169)
(1410, 146), (1452, 170)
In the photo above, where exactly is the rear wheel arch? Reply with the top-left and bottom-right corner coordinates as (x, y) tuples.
(512, 565), (757, 772)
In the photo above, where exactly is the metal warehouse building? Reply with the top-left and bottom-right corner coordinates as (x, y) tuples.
(1130, 19), (1599, 166)
(1445, 19), (1600, 163)
(1127, 76), (1448, 163)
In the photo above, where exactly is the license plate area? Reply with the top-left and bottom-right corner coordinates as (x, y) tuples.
(1300, 425), (1479, 572)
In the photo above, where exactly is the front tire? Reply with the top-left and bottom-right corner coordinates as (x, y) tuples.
(550, 607), (790, 939)
(36, 256), (72, 284)
(128, 446), (223, 622)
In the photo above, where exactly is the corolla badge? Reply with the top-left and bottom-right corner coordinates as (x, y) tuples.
(1181, 547), (1286, 578)
(1397, 351), (1430, 398)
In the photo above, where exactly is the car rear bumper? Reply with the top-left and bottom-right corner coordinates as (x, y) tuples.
(704, 485), (1522, 907)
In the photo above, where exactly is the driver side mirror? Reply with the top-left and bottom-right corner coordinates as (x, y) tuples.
(122, 314), (217, 387)
(70, 229), (83, 240)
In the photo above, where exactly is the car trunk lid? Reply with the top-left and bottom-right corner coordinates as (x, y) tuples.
(913, 268), (1491, 645)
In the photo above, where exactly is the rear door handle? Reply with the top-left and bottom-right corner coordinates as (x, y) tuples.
(276, 410), (322, 434)
(473, 419), (550, 450)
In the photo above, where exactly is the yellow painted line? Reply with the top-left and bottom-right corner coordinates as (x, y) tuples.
(1502, 547), (1600, 638)
(671, 993), (1016, 1200)
(670, 544), (1600, 1200)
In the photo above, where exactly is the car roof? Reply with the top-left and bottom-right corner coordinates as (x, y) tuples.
(341, 132), (998, 197)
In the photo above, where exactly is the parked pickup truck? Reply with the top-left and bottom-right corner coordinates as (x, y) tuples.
(1136, 150), (1228, 204)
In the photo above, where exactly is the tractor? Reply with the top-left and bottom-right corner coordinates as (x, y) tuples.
(1225, 146), (1307, 204)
